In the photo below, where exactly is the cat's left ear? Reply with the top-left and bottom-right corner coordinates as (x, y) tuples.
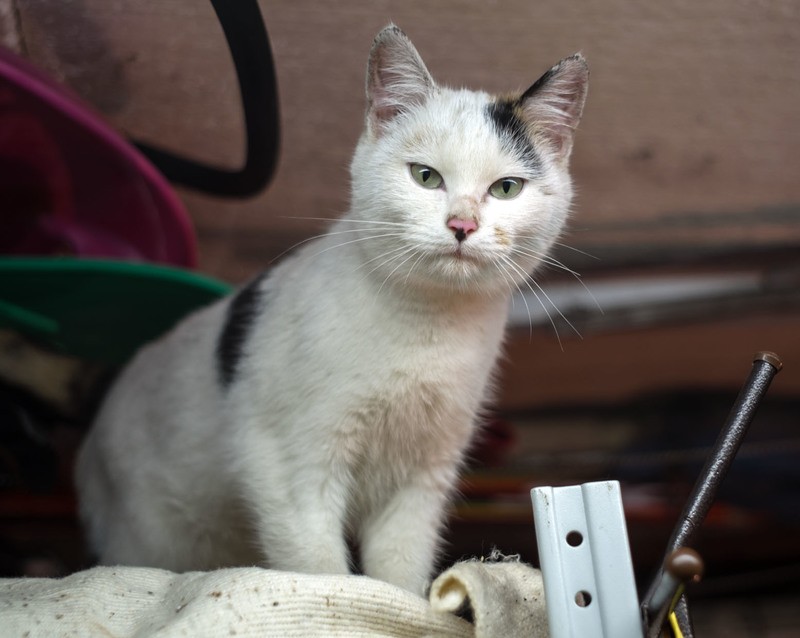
(521, 54), (589, 162)
(366, 25), (436, 137)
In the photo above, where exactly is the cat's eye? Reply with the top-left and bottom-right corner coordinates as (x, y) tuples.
(410, 163), (444, 189)
(489, 177), (524, 200)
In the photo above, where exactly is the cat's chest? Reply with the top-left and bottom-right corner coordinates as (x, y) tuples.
(254, 263), (507, 465)
(353, 314), (494, 411)
(330, 322), (498, 471)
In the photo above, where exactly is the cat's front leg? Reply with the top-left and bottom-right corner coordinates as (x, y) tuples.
(359, 480), (451, 596)
(244, 464), (353, 576)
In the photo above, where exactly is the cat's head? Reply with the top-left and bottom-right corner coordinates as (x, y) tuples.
(349, 25), (588, 298)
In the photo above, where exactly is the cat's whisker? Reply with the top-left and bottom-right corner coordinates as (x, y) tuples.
(279, 215), (407, 228)
(361, 244), (418, 282)
(378, 248), (422, 295)
(491, 257), (512, 288)
(494, 258), (533, 339)
(305, 232), (408, 261)
(329, 219), (407, 227)
(271, 227), (405, 263)
(528, 275), (583, 341)
(512, 244), (577, 271)
(512, 246), (582, 277)
(505, 258), (552, 350)
(511, 246), (603, 313)
(270, 233), (325, 263)
(355, 242), (416, 274)
(552, 241), (600, 260)
(508, 249), (583, 340)
(500, 254), (564, 350)
(403, 250), (427, 287)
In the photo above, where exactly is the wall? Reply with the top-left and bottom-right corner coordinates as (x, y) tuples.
(3, 0), (799, 402)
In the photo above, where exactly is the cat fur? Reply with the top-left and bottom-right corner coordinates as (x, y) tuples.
(75, 25), (588, 596)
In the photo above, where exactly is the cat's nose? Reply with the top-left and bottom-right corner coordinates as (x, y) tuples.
(447, 217), (478, 243)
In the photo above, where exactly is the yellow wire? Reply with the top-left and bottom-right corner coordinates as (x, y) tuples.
(667, 584), (686, 638)
(668, 611), (685, 638)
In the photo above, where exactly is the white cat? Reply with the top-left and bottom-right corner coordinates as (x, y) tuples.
(75, 25), (588, 596)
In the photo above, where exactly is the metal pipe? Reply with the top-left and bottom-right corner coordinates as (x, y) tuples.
(667, 351), (781, 551)
(642, 351), (782, 632)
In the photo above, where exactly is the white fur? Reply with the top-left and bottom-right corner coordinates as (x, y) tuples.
(75, 26), (587, 596)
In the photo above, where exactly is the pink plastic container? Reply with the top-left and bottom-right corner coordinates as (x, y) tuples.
(0, 47), (197, 267)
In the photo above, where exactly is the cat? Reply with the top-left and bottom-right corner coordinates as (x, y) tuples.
(74, 25), (588, 596)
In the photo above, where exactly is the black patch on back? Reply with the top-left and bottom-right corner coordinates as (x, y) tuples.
(486, 98), (541, 173)
(216, 273), (268, 388)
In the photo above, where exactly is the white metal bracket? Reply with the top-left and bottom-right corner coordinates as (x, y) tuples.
(531, 481), (642, 638)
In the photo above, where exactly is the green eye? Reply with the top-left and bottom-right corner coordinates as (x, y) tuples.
(410, 164), (443, 189)
(489, 177), (524, 199)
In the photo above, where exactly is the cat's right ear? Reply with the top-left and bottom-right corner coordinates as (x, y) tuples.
(366, 25), (435, 137)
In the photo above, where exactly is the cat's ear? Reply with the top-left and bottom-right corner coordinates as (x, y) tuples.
(366, 25), (436, 137)
(520, 54), (589, 162)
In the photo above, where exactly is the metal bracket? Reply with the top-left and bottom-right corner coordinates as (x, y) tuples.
(531, 481), (642, 638)
(531, 352), (783, 637)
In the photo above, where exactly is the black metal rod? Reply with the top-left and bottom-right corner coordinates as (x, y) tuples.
(642, 351), (782, 630)
(667, 351), (782, 552)
(135, 0), (280, 197)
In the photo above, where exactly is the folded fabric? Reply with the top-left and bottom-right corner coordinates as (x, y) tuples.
(0, 558), (548, 637)
(431, 556), (549, 638)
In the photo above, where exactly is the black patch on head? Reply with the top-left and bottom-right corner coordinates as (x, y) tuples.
(486, 98), (541, 173)
(216, 273), (268, 388)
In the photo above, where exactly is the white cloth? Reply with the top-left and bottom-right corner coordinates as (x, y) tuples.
(0, 559), (548, 637)
(431, 557), (549, 638)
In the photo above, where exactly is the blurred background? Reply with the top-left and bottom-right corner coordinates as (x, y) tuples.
(1, 1), (799, 635)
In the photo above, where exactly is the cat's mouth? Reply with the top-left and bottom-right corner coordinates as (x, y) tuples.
(448, 245), (484, 264)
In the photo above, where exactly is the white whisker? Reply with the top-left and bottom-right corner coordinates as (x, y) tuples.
(271, 227), (405, 263)
(511, 246), (602, 313)
(528, 276), (582, 340)
(512, 245), (582, 277)
(378, 249), (421, 294)
(356, 242), (416, 274)
(362, 245), (418, 282)
(279, 215), (406, 227)
(507, 248), (583, 340)
(495, 258), (532, 340)
(305, 232), (407, 261)
(403, 250), (427, 286)
(500, 254), (564, 349)
(492, 256), (520, 296)
(552, 241), (600, 260)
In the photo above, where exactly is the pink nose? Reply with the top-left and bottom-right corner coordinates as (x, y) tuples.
(447, 218), (478, 242)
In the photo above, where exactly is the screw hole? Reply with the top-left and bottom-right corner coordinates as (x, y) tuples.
(575, 590), (592, 607)
(566, 531), (583, 547)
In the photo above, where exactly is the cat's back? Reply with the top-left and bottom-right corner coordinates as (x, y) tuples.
(99, 296), (227, 432)
(76, 297), (230, 506)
